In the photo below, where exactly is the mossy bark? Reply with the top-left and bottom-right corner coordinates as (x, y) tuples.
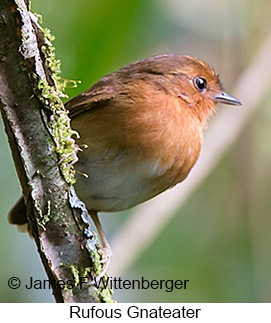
(0, 0), (113, 303)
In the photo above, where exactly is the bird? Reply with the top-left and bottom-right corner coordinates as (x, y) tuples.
(9, 54), (241, 272)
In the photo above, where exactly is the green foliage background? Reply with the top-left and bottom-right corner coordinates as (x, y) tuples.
(0, 0), (270, 302)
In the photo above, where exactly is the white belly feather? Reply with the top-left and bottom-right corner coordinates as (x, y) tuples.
(74, 149), (167, 212)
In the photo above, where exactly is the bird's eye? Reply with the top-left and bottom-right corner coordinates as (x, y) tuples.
(193, 76), (207, 92)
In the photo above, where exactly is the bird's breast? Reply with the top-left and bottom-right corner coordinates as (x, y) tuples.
(74, 133), (201, 212)
(74, 149), (166, 212)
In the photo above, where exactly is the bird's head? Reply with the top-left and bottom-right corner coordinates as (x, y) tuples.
(170, 55), (241, 125)
(128, 54), (242, 126)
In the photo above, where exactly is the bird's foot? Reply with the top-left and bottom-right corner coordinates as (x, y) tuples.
(98, 245), (113, 278)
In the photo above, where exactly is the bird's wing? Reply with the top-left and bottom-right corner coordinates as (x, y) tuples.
(65, 75), (120, 118)
(65, 66), (172, 119)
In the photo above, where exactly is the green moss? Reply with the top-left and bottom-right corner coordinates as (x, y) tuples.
(69, 264), (81, 286)
(38, 200), (51, 228)
(88, 232), (103, 275)
(88, 238), (114, 302)
(89, 276), (114, 303)
(99, 285), (115, 303)
(50, 211), (67, 223)
(34, 18), (79, 185)
(60, 262), (113, 302)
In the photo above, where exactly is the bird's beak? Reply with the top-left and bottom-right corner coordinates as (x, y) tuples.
(213, 91), (242, 106)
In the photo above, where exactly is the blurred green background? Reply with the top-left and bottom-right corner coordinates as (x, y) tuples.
(0, 0), (270, 302)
